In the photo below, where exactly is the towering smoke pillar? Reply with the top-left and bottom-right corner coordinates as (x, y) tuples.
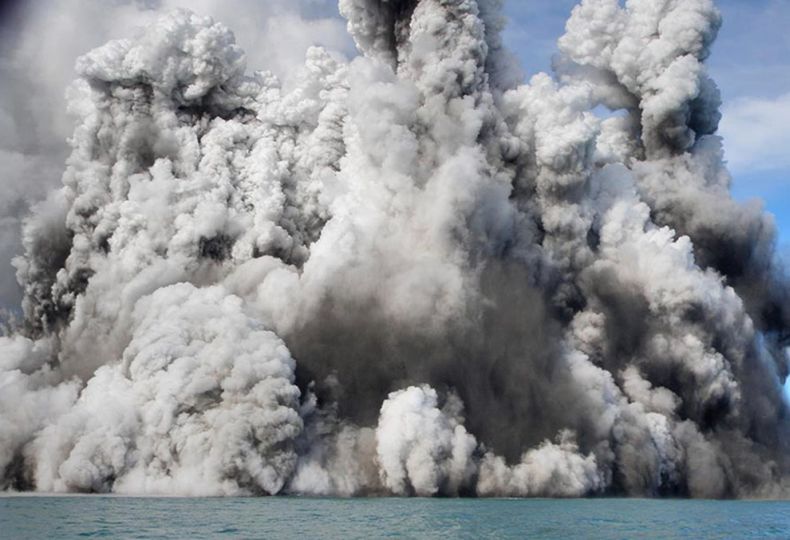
(1, 0), (788, 497)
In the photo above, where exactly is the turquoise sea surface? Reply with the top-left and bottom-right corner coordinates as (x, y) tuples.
(1, 496), (788, 539)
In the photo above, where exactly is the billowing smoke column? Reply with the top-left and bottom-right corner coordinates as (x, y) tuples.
(1, 0), (789, 498)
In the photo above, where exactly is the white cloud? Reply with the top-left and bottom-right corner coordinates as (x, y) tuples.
(720, 92), (790, 174)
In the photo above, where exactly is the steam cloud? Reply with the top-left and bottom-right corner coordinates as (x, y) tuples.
(1, 0), (789, 498)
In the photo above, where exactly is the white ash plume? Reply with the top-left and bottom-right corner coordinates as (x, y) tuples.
(0, 0), (788, 498)
(30, 284), (302, 495)
(375, 385), (477, 496)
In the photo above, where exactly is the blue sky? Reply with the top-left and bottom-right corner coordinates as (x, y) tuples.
(501, 0), (790, 256)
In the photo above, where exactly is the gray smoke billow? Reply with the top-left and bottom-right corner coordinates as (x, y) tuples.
(1, 0), (789, 498)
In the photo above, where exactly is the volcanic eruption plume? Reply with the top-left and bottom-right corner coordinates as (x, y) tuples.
(1, 0), (789, 497)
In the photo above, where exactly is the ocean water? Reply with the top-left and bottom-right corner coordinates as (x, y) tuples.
(1, 496), (788, 539)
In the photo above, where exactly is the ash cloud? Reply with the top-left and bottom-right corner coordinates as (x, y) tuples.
(0, 0), (788, 498)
